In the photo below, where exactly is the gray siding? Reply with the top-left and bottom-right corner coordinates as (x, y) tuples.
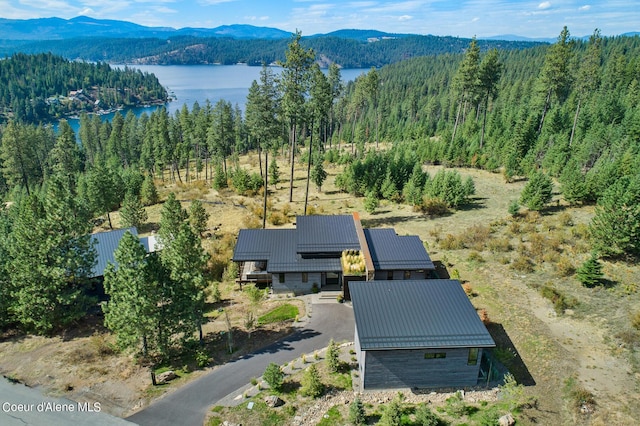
(361, 348), (483, 390)
(374, 270), (428, 280)
(272, 272), (322, 294)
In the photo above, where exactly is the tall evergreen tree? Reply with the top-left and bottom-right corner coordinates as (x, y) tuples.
(119, 192), (148, 229)
(103, 231), (157, 355)
(519, 170), (554, 211)
(451, 37), (480, 142)
(477, 49), (503, 148)
(189, 199), (209, 237)
(279, 31), (315, 203)
(158, 192), (188, 244)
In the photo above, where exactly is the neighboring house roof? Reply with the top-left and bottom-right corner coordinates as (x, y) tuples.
(296, 215), (360, 254)
(139, 234), (162, 253)
(90, 227), (138, 278)
(233, 228), (341, 272)
(364, 228), (435, 271)
(350, 280), (495, 350)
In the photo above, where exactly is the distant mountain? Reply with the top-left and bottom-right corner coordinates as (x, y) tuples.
(0, 16), (291, 40)
(482, 34), (555, 43)
(311, 29), (413, 42)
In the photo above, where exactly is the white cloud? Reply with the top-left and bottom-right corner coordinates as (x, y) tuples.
(579, 5), (591, 11)
(198, 0), (237, 5)
(538, 1), (551, 10)
(398, 15), (412, 21)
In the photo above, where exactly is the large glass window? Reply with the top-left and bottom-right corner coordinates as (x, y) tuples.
(467, 348), (479, 365)
(302, 272), (308, 283)
(279, 273), (285, 283)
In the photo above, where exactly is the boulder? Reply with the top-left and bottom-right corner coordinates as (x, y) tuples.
(264, 395), (284, 408)
(498, 413), (515, 426)
(157, 370), (177, 384)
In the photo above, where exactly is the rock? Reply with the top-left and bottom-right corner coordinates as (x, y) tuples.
(264, 395), (284, 407)
(157, 370), (177, 384)
(498, 413), (515, 426)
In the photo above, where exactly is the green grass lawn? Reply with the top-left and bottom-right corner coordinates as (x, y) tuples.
(257, 303), (299, 325)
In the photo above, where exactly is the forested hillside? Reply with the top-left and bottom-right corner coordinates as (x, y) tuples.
(1, 29), (639, 336)
(1, 34), (541, 68)
(0, 53), (167, 123)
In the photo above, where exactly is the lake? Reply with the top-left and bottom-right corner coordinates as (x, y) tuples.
(65, 64), (367, 130)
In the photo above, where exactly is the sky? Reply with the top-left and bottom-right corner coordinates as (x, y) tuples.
(1, 0), (638, 39)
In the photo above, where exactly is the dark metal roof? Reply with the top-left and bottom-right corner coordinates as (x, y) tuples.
(364, 228), (435, 271)
(90, 227), (138, 278)
(296, 215), (360, 253)
(233, 228), (342, 273)
(350, 280), (495, 350)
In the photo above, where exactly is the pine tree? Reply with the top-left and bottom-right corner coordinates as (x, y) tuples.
(189, 199), (209, 237)
(576, 253), (604, 287)
(310, 161), (327, 192)
(300, 364), (323, 398)
(590, 175), (640, 259)
(158, 192), (187, 243)
(520, 171), (553, 211)
(119, 192), (148, 229)
(269, 158), (280, 189)
(103, 231), (157, 355)
(363, 190), (379, 214)
(326, 338), (340, 373)
(212, 162), (227, 190)
(349, 397), (366, 426)
(263, 362), (284, 392)
(140, 174), (159, 206)
(379, 393), (404, 426)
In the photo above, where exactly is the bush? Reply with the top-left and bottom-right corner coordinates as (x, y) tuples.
(263, 362), (284, 392)
(511, 255), (534, 273)
(421, 197), (449, 216)
(195, 349), (211, 368)
(555, 256), (575, 277)
(414, 404), (442, 426)
(632, 312), (640, 331)
(439, 234), (465, 250)
(487, 237), (512, 252)
(540, 283), (577, 314)
(478, 308), (490, 325)
(268, 211), (286, 225)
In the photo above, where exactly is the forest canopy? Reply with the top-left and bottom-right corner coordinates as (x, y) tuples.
(0, 53), (167, 123)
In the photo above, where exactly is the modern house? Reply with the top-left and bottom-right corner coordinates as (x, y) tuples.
(350, 279), (496, 390)
(232, 213), (436, 296)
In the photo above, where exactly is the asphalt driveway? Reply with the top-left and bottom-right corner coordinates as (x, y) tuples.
(127, 301), (354, 426)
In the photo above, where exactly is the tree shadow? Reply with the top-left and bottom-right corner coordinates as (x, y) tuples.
(486, 322), (536, 386)
(457, 197), (487, 212)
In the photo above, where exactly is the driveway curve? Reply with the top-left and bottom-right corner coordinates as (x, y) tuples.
(127, 302), (354, 426)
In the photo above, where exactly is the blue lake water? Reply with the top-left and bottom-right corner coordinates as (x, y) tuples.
(65, 64), (367, 131)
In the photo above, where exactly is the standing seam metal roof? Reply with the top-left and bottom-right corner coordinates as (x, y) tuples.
(364, 228), (435, 270)
(296, 215), (360, 253)
(350, 280), (495, 350)
(90, 227), (138, 278)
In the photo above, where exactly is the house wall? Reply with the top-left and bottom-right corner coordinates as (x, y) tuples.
(361, 347), (484, 390)
(373, 270), (428, 280)
(355, 326), (365, 379)
(271, 272), (322, 294)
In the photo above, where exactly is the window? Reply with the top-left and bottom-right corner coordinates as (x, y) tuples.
(279, 273), (285, 283)
(302, 272), (308, 283)
(424, 352), (446, 359)
(404, 270), (411, 280)
(387, 270), (393, 280)
(467, 348), (479, 365)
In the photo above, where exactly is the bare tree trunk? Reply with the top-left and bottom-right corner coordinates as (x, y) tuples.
(263, 150), (268, 229)
(570, 98), (581, 147)
(304, 119), (314, 215)
(451, 102), (462, 143)
(288, 122), (296, 203)
(258, 142), (263, 178)
(538, 89), (552, 133)
(480, 92), (489, 149)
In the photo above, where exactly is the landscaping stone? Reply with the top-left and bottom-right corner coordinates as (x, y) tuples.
(264, 395), (284, 407)
(499, 413), (515, 426)
(157, 371), (176, 384)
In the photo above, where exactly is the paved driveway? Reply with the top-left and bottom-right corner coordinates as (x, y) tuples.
(127, 302), (354, 426)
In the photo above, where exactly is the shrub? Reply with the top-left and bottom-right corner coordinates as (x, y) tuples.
(540, 283), (577, 314)
(462, 283), (474, 297)
(268, 211), (286, 226)
(439, 234), (465, 250)
(263, 362), (284, 392)
(478, 308), (490, 325)
(508, 199), (520, 217)
(414, 404), (442, 426)
(555, 256), (575, 277)
(421, 197), (449, 216)
(467, 251), (485, 263)
(195, 349), (211, 368)
(632, 312), (640, 331)
(511, 255), (534, 273)
(487, 237), (512, 252)
(557, 211), (574, 227)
